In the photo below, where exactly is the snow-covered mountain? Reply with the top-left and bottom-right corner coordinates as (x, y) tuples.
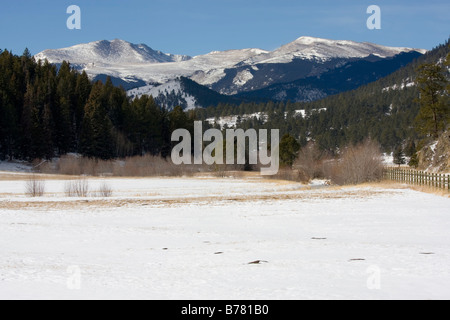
(35, 39), (191, 67)
(239, 36), (424, 64)
(35, 37), (426, 96)
(237, 50), (424, 102)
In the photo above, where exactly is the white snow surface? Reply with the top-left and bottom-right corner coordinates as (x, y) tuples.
(0, 161), (32, 173)
(35, 37), (426, 89)
(206, 112), (268, 129)
(233, 69), (255, 87)
(0, 175), (449, 300)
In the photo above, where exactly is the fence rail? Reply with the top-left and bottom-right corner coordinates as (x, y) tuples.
(384, 168), (450, 191)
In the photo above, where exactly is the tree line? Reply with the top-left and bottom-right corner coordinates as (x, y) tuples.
(1, 40), (448, 165)
(0, 49), (197, 161)
(198, 40), (449, 156)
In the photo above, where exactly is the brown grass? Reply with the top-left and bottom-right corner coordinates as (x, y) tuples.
(357, 180), (450, 198)
(36, 154), (216, 177)
(0, 188), (389, 211)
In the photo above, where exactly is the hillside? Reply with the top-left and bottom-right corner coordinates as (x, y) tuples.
(196, 40), (449, 154)
(127, 77), (250, 111)
(236, 51), (422, 102)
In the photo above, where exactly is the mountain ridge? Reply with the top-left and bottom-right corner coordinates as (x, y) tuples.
(34, 37), (426, 95)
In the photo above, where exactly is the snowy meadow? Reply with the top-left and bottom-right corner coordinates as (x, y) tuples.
(0, 172), (449, 300)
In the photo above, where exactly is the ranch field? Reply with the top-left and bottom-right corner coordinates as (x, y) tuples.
(0, 170), (449, 300)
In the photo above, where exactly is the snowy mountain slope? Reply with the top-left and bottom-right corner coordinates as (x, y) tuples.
(236, 51), (423, 102)
(35, 39), (191, 67)
(241, 36), (427, 65)
(127, 77), (247, 110)
(35, 37), (426, 95)
(128, 79), (200, 110)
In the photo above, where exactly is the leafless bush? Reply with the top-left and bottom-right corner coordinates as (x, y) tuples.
(33, 154), (257, 178)
(58, 155), (83, 175)
(95, 182), (113, 198)
(65, 178), (90, 197)
(112, 155), (211, 177)
(112, 155), (177, 176)
(293, 143), (330, 182)
(329, 139), (384, 185)
(25, 175), (45, 197)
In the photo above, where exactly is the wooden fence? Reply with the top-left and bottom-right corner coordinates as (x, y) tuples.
(384, 168), (450, 191)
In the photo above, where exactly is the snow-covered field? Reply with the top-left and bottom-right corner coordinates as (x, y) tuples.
(0, 173), (449, 300)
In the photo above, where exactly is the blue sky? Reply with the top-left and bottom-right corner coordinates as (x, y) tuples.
(0, 0), (449, 56)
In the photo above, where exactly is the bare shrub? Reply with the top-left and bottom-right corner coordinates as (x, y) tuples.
(293, 143), (329, 182)
(111, 155), (210, 177)
(25, 175), (45, 197)
(65, 178), (90, 197)
(58, 155), (83, 175)
(330, 139), (384, 185)
(31, 159), (53, 174)
(41, 155), (113, 176)
(32, 154), (252, 178)
(95, 182), (113, 198)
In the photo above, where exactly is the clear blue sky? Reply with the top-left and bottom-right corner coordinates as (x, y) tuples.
(1, 0), (449, 56)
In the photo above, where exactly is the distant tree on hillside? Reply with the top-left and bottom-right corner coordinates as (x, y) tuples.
(279, 134), (300, 168)
(393, 146), (406, 167)
(415, 62), (449, 138)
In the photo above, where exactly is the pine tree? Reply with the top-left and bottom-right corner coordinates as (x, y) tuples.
(393, 146), (406, 167)
(80, 81), (114, 159)
(408, 152), (419, 168)
(279, 134), (300, 168)
(74, 71), (91, 145)
(55, 61), (75, 153)
(415, 63), (449, 138)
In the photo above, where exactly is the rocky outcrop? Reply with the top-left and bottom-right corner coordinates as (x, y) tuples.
(418, 131), (450, 172)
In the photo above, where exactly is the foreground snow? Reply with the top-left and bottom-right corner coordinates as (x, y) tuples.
(0, 176), (449, 300)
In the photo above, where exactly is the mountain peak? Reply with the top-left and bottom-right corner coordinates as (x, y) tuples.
(295, 36), (334, 44)
(35, 39), (192, 66)
(271, 36), (426, 62)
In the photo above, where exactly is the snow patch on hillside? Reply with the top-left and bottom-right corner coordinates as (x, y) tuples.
(207, 109), (327, 129)
(127, 79), (199, 110)
(0, 161), (31, 173)
(382, 78), (416, 92)
(233, 70), (254, 86)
